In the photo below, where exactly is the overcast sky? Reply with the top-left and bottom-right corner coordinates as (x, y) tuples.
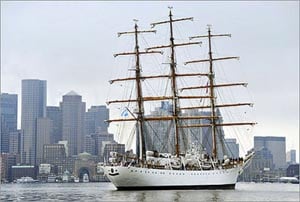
(1, 1), (299, 158)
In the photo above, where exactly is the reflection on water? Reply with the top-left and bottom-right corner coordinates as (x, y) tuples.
(211, 191), (219, 202)
(0, 182), (299, 201)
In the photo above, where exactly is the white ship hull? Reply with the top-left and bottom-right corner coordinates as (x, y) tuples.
(103, 166), (240, 190)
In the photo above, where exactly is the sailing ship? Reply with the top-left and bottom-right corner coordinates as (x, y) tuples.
(102, 8), (255, 190)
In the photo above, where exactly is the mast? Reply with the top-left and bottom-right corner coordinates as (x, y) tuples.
(169, 9), (180, 156)
(134, 22), (145, 161)
(112, 21), (161, 161)
(207, 25), (218, 159)
(147, 7), (200, 157)
(185, 25), (255, 159)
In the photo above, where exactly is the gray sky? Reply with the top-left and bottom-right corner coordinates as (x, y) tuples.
(1, 1), (299, 158)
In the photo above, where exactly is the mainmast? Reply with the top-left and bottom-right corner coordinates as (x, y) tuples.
(147, 7), (201, 157)
(112, 21), (161, 161)
(185, 25), (255, 159)
(207, 26), (221, 159)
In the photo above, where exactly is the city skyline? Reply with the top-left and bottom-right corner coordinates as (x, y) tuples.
(1, 87), (298, 163)
(1, 2), (299, 157)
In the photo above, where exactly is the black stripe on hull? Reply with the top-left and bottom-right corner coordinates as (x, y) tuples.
(116, 184), (236, 190)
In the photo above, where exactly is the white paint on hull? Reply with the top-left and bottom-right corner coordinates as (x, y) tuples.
(104, 166), (240, 189)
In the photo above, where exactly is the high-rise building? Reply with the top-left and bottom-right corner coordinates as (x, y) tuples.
(46, 106), (62, 144)
(145, 101), (174, 154)
(85, 105), (109, 135)
(254, 136), (286, 169)
(85, 134), (96, 155)
(36, 118), (53, 165)
(144, 102), (226, 159)
(239, 147), (274, 182)
(21, 79), (46, 165)
(0, 93), (18, 153)
(286, 149), (297, 164)
(9, 130), (22, 155)
(183, 109), (202, 147)
(200, 110), (226, 160)
(94, 132), (114, 157)
(224, 138), (239, 159)
(61, 91), (86, 156)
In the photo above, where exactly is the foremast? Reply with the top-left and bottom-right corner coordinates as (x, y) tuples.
(111, 21), (161, 161)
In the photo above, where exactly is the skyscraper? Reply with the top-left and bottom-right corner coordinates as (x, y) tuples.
(286, 149), (297, 164)
(254, 136), (286, 169)
(224, 138), (239, 159)
(36, 118), (52, 165)
(0, 93), (18, 153)
(61, 91), (85, 156)
(46, 106), (62, 144)
(200, 110), (226, 160)
(85, 134), (96, 155)
(85, 105), (109, 135)
(9, 130), (21, 155)
(21, 79), (46, 165)
(145, 101), (174, 154)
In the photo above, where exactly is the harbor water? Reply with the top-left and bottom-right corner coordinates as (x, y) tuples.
(0, 182), (299, 201)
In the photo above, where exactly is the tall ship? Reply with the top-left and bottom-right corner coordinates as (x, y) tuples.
(103, 8), (255, 190)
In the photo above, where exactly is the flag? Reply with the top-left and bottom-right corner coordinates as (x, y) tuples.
(121, 108), (129, 117)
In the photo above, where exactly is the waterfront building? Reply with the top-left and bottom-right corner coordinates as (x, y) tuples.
(254, 136), (286, 169)
(11, 165), (38, 181)
(239, 147), (274, 182)
(0, 93), (18, 153)
(286, 163), (299, 178)
(239, 136), (287, 182)
(36, 118), (53, 165)
(60, 91), (86, 156)
(21, 79), (47, 165)
(43, 144), (66, 164)
(286, 149), (297, 164)
(0, 153), (19, 182)
(39, 163), (51, 175)
(85, 105), (109, 135)
(43, 143), (67, 174)
(46, 106), (62, 144)
(73, 152), (98, 181)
